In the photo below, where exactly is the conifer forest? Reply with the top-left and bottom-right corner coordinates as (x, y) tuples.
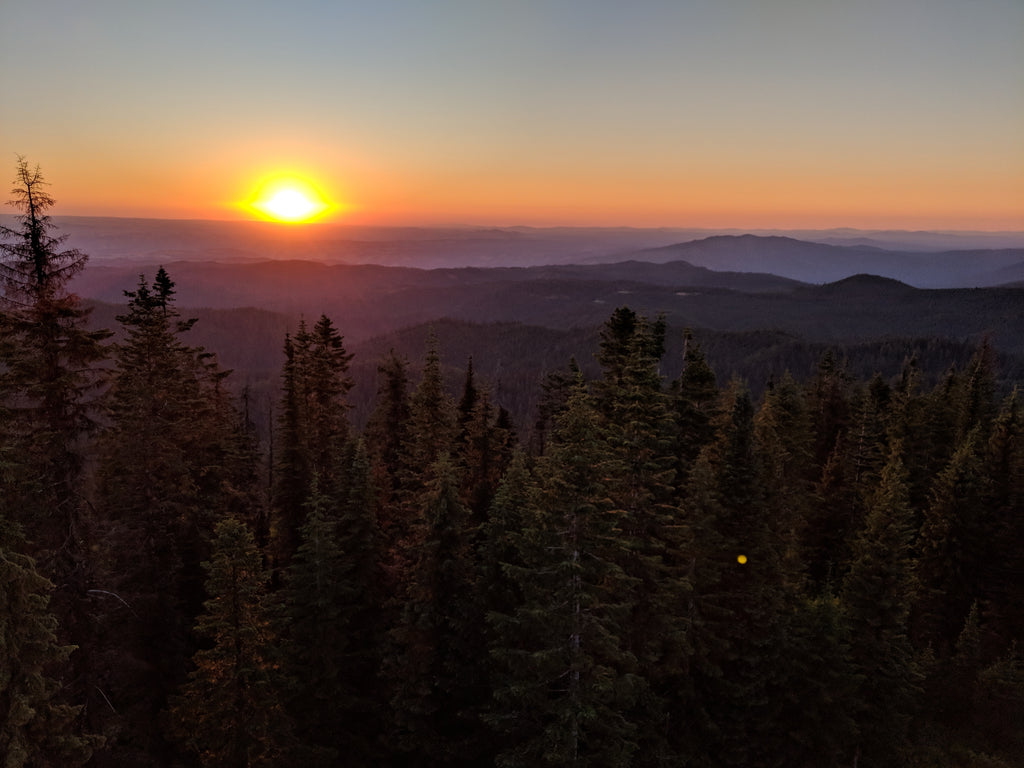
(3, 164), (1024, 768)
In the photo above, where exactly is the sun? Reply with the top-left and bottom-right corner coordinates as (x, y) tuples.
(245, 176), (333, 223)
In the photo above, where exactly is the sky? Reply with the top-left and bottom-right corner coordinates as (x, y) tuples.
(1, 0), (1022, 230)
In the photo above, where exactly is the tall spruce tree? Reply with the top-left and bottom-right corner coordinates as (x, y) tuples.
(0, 159), (110, 753)
(488, 385), (643, 768)
(0, 518), (102, 767)
(165, 517), (292, 768)
(678, 383), (790, 766)
(840, 443), (920, 767)
(671, 330), (719, 488)
(93, 268), (260, 762)
(270, 315), (354, 566)
(385, 452), (487, 766)
(593, 309), (686, 764)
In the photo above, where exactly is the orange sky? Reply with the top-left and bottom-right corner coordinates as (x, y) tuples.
(2, 1), (1022, 231)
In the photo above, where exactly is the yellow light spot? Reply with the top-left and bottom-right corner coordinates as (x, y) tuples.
(245, 175), (333, 223)
(737, 554), (748, 564)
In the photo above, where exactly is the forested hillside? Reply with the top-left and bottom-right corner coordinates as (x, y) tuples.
(3, 169), (1024, 767)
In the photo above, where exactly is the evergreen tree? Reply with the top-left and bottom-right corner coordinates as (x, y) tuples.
(532, 357), (582, 456)
(93, 268), (260, 762)
(754, 371), (815, 589)
(671, 330), (719, 487)
(385, 452), (486, 766)
(840, 443), (920, 767)
(488, 386), (642, 768)
(403, 329), (457, 487)
(678, 383), (790, 766)
(0, 519), (102, 767)
(277, 479), (351, 765)
(279, 442), (383, 764)
(0, 159), (110, 554)
(365, 349), (413, 552)
(0, 158), (110, 751)
(912, 429), (992, 656)
(593, 309), (685, 764)
(981, 391), (1024, 651)
(165, 518), (292, 768)
(456, 376), (516, 522)
(270, 315), (354, 566)
(302, 314), (354, 487)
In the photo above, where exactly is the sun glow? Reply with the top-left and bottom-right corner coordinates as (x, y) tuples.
(245, 176), (333, 223)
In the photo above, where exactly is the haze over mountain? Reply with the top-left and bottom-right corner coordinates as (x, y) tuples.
(18, 216), (1023, 286)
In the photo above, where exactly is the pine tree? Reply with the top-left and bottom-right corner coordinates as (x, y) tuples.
(93, 268), (260, 761)
(271, 329), (313, 564)
(165, 517), (292, 768)
(277, 479), (352, 765)
(0, 519), (102, 767)
(912, 428), (993, 657)
(456, 376), (516, 522)
(279, 443), (383, 764)
(488, 386), (642, 768)
(0, 158), (110, 753)
(981, 391), (1024, 651)
(302, 314), (354, 488)
(593, 309), (685, 764)
(677, 383), (790, 766)
(840, 443), (920, 767)
(0, 159), (110, 556)
(403, 329), (457, 487)
(365, 349), (413, 553)
(270, 315), (353, 566)
(671, 330), (719, 487)
(754, 371), (815, 589)
(532, 357), (582, 456)
(385, 452), (487, 766)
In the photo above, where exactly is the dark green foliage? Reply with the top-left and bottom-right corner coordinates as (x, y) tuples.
(0, 158), (110, 576)
(841, 444), (920, 766)
(278, 444), (383, 764)
(270, 315), (354, 564)
(671, 329), (720, 483)
(385, 452), (487, 766)
(488, 386), (643, 767)
(0, 160), (108, 762)
(92, 268), (262, 763)
(0, 522), (102, 767)
(165, 517), (293, 768)
(912, 430), (992, 656)
(5, 214), (1024, 768)
(677, 384), (792, 766)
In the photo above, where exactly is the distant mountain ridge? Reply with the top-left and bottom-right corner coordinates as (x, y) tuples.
(632, 235), (1024, 288)
(9, 216), (1021, 281)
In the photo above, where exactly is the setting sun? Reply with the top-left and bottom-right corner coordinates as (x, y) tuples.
(245, 176), (333, 223)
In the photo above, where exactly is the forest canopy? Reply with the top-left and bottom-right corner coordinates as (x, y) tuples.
(2, 163), (1023, 767)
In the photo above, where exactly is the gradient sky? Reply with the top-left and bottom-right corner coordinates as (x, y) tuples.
(2, 0), (1022, 229)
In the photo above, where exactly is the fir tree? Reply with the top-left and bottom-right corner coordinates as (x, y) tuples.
(678, 383), (790, 766)
(0, 519), (102, 767)
(0, 160), (110, 554)
(385, 452), (486, 766)
(93, 268), (260, 761)
(671, 330), (719, 487)
(270, 315), (353, 565)
(165, 518), (292, 768)
(594, 309), (685, 764)
(0, 158), (110, 751)
(841, 443), (920, 767)
(488, 386), (643, 768)
(277, 479), (351, 765)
